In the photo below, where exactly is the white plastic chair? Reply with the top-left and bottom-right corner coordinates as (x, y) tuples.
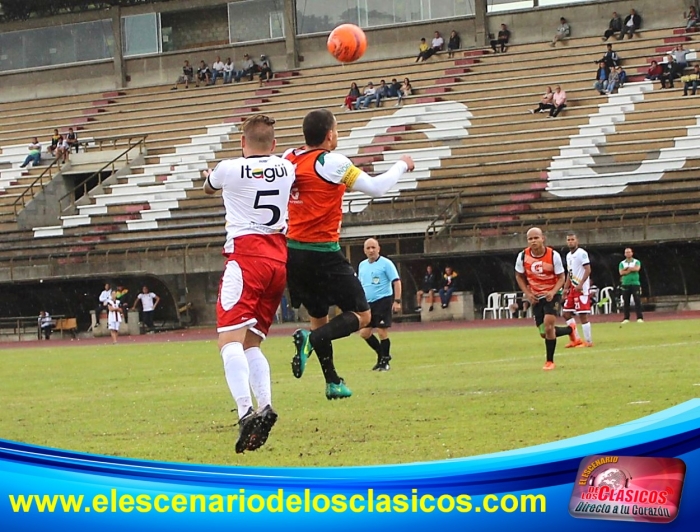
(599, 286), (614, 314)
(482, 292), (501, 319)
(499, 292), (517, 319)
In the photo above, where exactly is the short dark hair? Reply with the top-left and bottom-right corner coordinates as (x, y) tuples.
(303, 109), (335, 147)
(242, 114), (276, 150)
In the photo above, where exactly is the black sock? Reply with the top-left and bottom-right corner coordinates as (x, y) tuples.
(309, 312), (360, 347)
(545, 338), (556, 363)
(365, 334), (381, 357)
(380, 338), (391, 361)
(314, 338), (340, 384)
(555, 326), (572, 337)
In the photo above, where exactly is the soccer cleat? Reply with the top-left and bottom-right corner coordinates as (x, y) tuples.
(247, 405), (278, 452)
(542, 361), (556, 371)
(326, 379), (353, 400)
(291, 329), (313, 378)
(637, 319), (644, 323)
(371, 360), (382, 371)
(568, 322), (580, 342)
(235, 407), (259, 454)
(565, 338), (585, 348)
(576, 341), (594, 348)
(377, 361), (391, 371)
(621, 319), (630, 324)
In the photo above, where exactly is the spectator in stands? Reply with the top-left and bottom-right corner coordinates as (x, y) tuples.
(355, 81), (378, 109)
(415, 265), (439, 312)
(375, 79), (389, 107)
(669, 44), (690, 71)
(605, 66), (621, 95)
(415, 37), (430, 62)
(242, 54), (259, 81)
(529, 86), (554, 113)
(397, 77), (412, 106)
(66, 127), (79, 153)
(47, 129), (60, 157)
(425, 31), (444, 60)
(210, 56), (225, 85)
(38, 310), (53, 340)
(342, 82), (361, 111)
(659, 60), (678, 89)
(599, 43), (620, 69)
(447, 30), (461, 58)
(646, 60), (664, 80)
(490, 24), (510, 53)
(259, 54), (273, 86)
(19, 137), (42, 169)
(549, 85), (567, 118)
(551, 17), (570, 46)
(172, 60), (194, 90)
(594, 61), (610, 95)
(55, 135), (70, 164)
(686, 6), (699, 30)
(439, 266), (459, 309)
(603, 11), (623, 41)
(387, 78), (402, 99)
(134, 285), (160, 332)
(682, 64), (700, 95)
(619, 9), (641, 39)
(197, 60), (211, 86)
(223, 58), (235, 84)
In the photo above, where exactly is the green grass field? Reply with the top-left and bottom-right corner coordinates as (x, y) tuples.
(1, 319), (699, 467)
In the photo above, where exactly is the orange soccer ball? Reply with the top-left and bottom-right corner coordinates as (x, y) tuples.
(327, 24), (367, 63)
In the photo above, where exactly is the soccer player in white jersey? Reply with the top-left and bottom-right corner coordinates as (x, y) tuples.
(202, 115), (294, 453)
(562, 232), (593, 347)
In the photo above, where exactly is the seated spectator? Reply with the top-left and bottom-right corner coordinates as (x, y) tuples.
(599, 43), (620, 69)
(645, 60), (664, 80)
(424, 31), (444, 60)
(66, 127), (79, 153)
(415, 265), (439, 312)
(241, 54), (259, 81)
(447, 30), (461, 58)
(223, 57), (235, 84)
(669, 44), (689, 71)
(619, 9), (641, 39)
(686, 6), (699, 30)
(682, 64), (700, 95)
(47, 129), (60, 157)
(415, 38), (429, 62)
(210, 56), (225, 85)
(397, 77), (412, 106)
(375, 79), (389, 107)
(196, 61), (211, 86)
(551, 17), (571, 46)
(19, 137), (42, 168)
(605, 66), (621, 95)
(529, 86), (554, 114)
(509, 293), (531, 319)
(603, 11), (623, 41)
(549, 85), (567, 118)
(660, 60), (678, 89)
(593, 62), (610, 95)
(387, 78), (402, 98)
(259, 54), (273, 86)
(355, 81), (378, 109)
(490, 24), (510, 53)
(55, 135), (70, 164)
(342, 82), (361, 111)
(439, 266), (458, 309)
(39, 311), (53, 340)
(172, 60), (194, 90)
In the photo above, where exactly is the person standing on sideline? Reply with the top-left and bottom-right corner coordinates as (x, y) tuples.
(415, 264), (438, 312)
(133, 285), (161, 332)
(515, 227), (574, 370)
(284, 109), (414, 400)
(202, 115), (294, 453)
(562, 232), (593, 347)
(106, 291), (123, 344)
(619, 247), (644, 323)
(358, 238), (402, 371)
(38, 311), (53, 340)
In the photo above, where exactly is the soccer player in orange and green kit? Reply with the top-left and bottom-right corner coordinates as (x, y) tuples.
(283, 109), (414, 399)
(515, 227), (576, 370)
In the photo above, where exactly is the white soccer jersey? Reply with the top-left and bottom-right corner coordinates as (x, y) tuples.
(207, 155), (294, 255)
(566, 247), (591, 294)
(137, 292), (157, 312)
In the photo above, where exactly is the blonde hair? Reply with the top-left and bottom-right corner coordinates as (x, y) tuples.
(242, 114), (276, 150)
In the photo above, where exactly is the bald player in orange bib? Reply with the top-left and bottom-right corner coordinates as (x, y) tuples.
(283, 109), (414, 399)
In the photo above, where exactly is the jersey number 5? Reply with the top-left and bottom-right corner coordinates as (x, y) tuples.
(253, 190), (281, 226)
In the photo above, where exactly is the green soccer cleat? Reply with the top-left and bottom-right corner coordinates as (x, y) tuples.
(326, 379), (353, 400)
(291, 329), (313, 379)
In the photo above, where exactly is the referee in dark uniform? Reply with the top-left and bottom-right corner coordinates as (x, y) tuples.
(357, 238), (402, 371)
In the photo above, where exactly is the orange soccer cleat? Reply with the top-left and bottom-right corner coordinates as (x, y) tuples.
(565, 337), (585, 348)
(576, 341), (594, 348)
(542, 361), (556, 371)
